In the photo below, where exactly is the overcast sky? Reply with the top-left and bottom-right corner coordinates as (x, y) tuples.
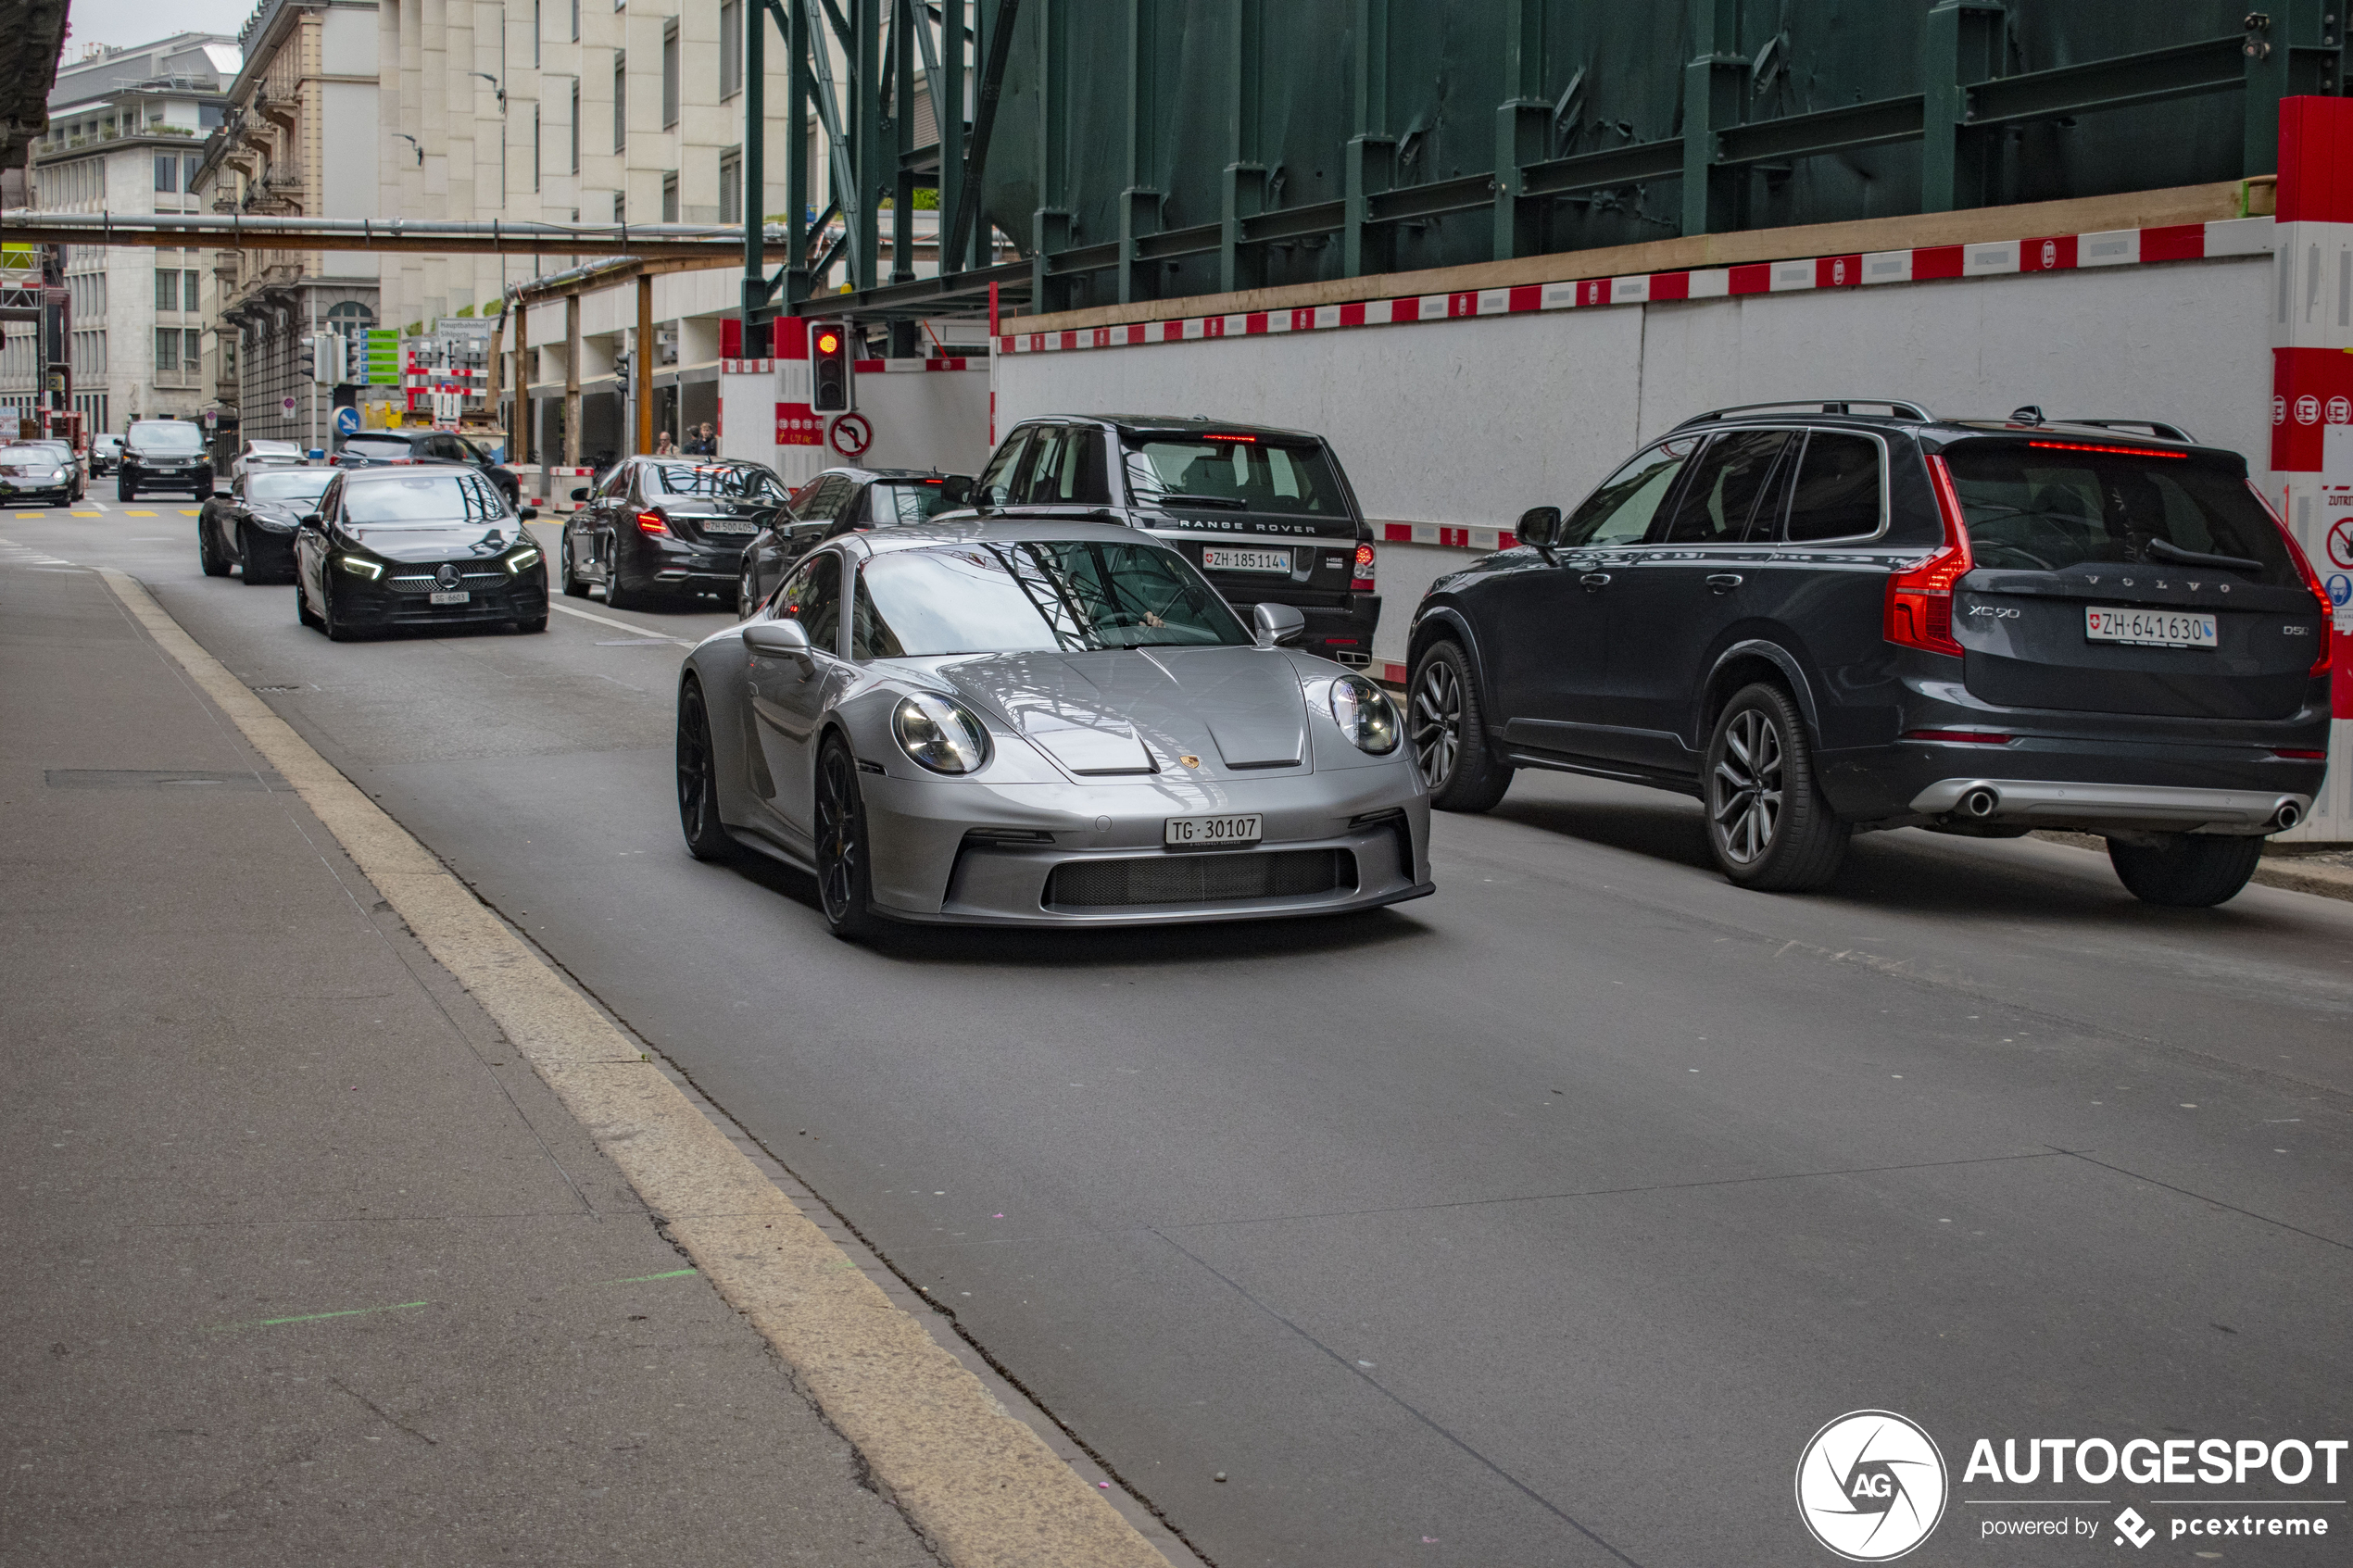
(67, 0), (258, 56)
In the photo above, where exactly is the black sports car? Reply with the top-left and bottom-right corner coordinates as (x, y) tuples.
(0, 441), (79, 506)
(332, 428), (522, 511)
(199, 466), (337, 584)
(294, 466), (547, 639)
(560, 456), (786, 609)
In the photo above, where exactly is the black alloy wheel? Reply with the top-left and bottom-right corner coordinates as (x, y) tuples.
(2107, 834), (2265, 908)
(320, 581), (357, 642)
(117, 477), (134, 502)
(1409, 640), (1513, 812)
(296, 575), (322, 629)
(674, 680), (736, 862)
(198, 521), (230, 577)
(560, 535), (589, 597)
(237, 524), (269, 584)
(813, 737), (881, 939)
(1704, 683), (1848, 891)
(605, 551), (646, 611)
(738, 561), (759, 621)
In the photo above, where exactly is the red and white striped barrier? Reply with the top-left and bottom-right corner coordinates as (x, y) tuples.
(510, 464), (596, 510)
(998, 216), (2273, 358)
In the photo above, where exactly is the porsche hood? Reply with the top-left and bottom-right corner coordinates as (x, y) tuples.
(937, 646), (1311, 777)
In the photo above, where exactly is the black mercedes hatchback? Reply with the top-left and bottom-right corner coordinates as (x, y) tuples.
(1408, 401), (2333, 907)
(294, 467), (547, 639)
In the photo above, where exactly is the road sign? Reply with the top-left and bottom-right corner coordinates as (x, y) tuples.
(282, 396), (296, 413)
(364, 329), (400, 387)
(827, 412), (873, 458)
(333, 406), (361, 435)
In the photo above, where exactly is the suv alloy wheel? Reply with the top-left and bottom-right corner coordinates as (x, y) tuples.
(1410, 641), (1513, 812)
(1705, 684), (1848, 891)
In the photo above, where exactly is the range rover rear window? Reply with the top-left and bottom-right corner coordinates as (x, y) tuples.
(1122, 434), (1348, 518)
(1942, 442), (2295, 583)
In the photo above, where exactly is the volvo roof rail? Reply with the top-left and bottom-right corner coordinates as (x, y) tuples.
(2051, 418), (2196, 444)
(1672, 399), (1934, 430)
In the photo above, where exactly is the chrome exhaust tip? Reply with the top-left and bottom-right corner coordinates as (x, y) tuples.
(1959, 786), (2001, 819)
(2274, 801), (2303, 832)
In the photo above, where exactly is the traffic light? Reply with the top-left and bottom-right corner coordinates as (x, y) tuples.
(306, 333), (346, 383)
(809, 320), (853, 414)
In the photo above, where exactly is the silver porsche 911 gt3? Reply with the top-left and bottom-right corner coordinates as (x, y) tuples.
(673, 518), (1432, 935)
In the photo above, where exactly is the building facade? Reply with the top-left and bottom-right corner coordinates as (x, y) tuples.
(30, 35), (238, 435)
(195, 0), (382, 453)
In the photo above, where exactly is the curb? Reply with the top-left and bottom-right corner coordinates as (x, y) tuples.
(97, 568), (1172, 1568)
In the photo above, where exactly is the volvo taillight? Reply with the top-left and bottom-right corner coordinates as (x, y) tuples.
(1883, 454), (1973, 659)
(2248, 479), (2334, 677)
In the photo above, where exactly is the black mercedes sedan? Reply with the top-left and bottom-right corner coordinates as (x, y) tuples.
(199, 466), (336, 584)
(736, 466), (971, 616)
(560, 456), (786, 610)
(294, 467), (546, 640)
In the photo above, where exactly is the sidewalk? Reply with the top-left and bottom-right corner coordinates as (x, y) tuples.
(0, 558), (933, 1563)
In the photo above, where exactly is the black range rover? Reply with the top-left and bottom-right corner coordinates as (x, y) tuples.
(956, 416), (1380, 668)
(1409, 401), (2332, 908)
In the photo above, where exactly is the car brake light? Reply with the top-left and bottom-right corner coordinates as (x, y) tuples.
(1202, 433), (1259, 444)
(636, 510), (671, 535)
(1903, 729), (2014, 745)
(2246, 479), (2335, 676)
(2025, 439), (2186, 459)
(1352, 541), (1376, 590)
(1884, 454), (1974, 659)
(2275, 747), (2327, 759)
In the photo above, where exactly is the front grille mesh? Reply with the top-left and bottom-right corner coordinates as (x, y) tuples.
(387, 569), (508, 591)
(1046, 848), (1354, 909)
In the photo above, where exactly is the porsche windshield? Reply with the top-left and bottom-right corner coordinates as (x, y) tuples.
(856, 541), (1251, 655)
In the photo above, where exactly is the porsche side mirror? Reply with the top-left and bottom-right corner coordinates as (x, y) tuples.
(570, 486), (590, 502)
(1516, 506), (1563, 549)
(518, 505), (539, 521)
(1252, 602), (1308, 648)
(743, 618), (812, 663)
(940, 474), (975, 506)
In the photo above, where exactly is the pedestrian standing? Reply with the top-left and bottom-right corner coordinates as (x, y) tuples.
(655, 431), (675, 456)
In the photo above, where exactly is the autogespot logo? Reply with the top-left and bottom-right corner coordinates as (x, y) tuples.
(1796, 1411), (1950, 1562)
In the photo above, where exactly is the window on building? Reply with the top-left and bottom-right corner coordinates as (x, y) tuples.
(183, 270), (199, 312)
(199, 104), (223, 129)
(613, 53), (626, 154)
(569, 0), (579, 41)
(154, 154), (178, 193)
(155, 268), (179, 311)
(185, 155), (201, 192)
(570, 80), (581, 174)
(719, 147), (741, 224)
(185, 328), (202, 370)
(661, 171), (677, 222)
(154, 328), (179, 371)
(533, 104), (542, 192)
(662, 20), (679, 127)
(720, 0), (742, 97)
(532, 0), (541, 66)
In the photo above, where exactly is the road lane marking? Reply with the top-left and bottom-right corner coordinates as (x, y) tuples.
(207, 1300), (431, 1333)
(548, 598), (693, 641)
(97, 565), (1165, 1568)
(123, 509), (157, 516)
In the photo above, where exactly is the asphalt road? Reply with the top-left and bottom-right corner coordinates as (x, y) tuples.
(18, 497), (2353, 1567)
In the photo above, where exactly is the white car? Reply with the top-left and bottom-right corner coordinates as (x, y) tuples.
(231, 439), (306, 481)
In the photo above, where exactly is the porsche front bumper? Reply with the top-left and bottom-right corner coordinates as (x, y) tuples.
(853, 765), (1432, 927)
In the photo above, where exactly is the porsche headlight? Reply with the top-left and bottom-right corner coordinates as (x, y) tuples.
(892, 693), (990, 775)
(49, 468), (68, 483)
(503, 545), (543, 573)
(335, 552), (384, 580)
(1328, 673), (1400, 755)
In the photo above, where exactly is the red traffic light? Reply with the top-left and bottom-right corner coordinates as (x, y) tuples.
(815, 332), (839, 355)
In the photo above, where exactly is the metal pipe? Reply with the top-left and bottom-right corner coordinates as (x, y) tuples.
(1, 209), (781, 257)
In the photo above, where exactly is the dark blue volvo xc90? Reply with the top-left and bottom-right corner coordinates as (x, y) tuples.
(1408, 400), (2332, 907)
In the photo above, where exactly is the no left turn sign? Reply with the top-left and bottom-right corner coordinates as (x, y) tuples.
(827, 412), (874, 458)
